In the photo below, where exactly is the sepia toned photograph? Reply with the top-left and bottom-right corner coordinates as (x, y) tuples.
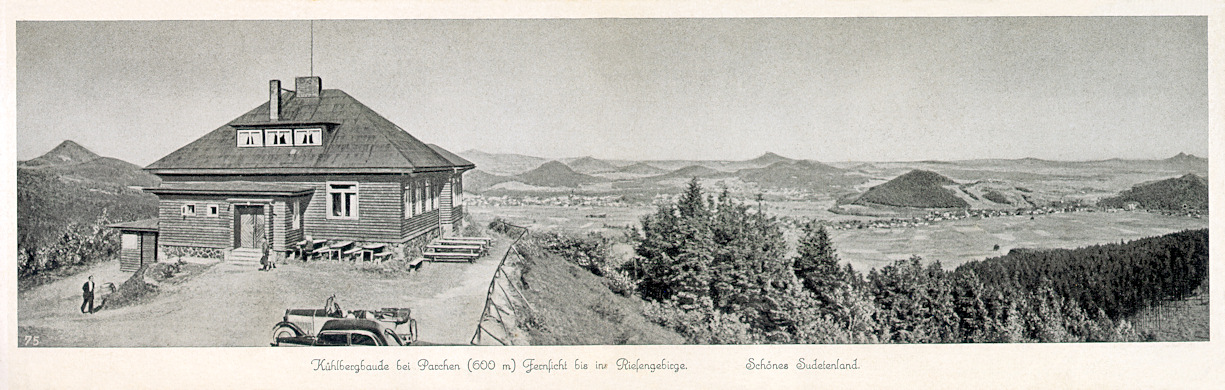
(14, 17), (1208, 349)
(6, 5), (1221, 388)
(14, 16), (1210, 350)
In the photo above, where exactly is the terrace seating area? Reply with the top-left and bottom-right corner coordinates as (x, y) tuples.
(288, 239), (394, 262)
(284, 235), (494, 267)
(422, 236), (493, 263)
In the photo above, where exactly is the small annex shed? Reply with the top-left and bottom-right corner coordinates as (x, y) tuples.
(107, 218), (159, 272)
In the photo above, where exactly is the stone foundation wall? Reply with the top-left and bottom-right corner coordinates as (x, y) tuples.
(162, 245), (224, 260)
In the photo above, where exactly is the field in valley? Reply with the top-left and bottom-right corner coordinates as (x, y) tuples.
(827, 211), (1207, 271)
(470, 204), (1207, 272)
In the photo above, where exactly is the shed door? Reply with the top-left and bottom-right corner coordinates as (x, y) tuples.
(140, 232), (157, 265)
(235, 205), (267, 249)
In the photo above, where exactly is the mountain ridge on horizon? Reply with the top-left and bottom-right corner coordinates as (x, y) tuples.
(457, 149), (1204, 166)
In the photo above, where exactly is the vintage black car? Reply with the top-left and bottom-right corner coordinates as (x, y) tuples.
(274, 318), (410, 346)
(272, 295), (418, 346)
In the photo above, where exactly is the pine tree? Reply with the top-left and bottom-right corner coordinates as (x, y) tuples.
(793, 221), (845, 305)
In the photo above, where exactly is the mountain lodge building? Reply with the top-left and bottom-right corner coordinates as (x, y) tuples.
(114, 77), (473, 266)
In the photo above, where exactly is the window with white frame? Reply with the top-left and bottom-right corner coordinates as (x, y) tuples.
(294, 128), (323, 146)
(425, 180), (434, 211)
(265, 129), (292, 146)
(409, 181), (418, 218)
(454, 176), (463, 207)
(417, 181), (425, 215)
(326, 182), (359, 219)
(207, 204), (219, 217)
(181, 204), (196, 216)
(237, 130), (263, 147)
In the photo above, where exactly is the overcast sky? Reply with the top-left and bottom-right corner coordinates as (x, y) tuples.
(16, 18), (1207, 165)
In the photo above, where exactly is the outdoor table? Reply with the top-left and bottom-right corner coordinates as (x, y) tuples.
(325, 241), (354, 260)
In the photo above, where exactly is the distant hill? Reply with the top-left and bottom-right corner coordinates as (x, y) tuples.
(1099, 173), (1208, 211)
(1163, 152), (1206, 165)
(464, 169), (514, 193)
(736, 160), (865, 191)
(18, 140), (100, 167)
(565, 156), (619, 174)
(515, 161), (608, 188)
(616, 162), (667, 175)
(649, 165), (726, 181)
(457, 150), (548, 176)
(854, 169), (969, 208)
(18, 141), (160, 251)
(743, 152), (794, 167)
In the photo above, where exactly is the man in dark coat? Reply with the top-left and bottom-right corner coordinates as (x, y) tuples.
(81, 275), (96, 314)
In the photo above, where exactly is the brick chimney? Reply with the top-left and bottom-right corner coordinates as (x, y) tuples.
(296, 76), (322, 98)
(269, 80), (281, 121)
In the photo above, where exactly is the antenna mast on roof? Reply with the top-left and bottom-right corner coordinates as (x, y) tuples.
(310, 20), (314, 76)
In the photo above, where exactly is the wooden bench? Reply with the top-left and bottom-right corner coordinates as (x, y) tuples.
(342, 247), (364, 261)
(324, 241), (354, 260)
(407, 257), (426, 271)
(371, 251), (394, 262)
(422, 250), (481, 263)
(438, 237), (492, 246)
(425, 243), (484, 253)
(361, 243), (389, 262)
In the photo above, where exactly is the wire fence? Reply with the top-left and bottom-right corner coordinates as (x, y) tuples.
(470, 221), (531, 345)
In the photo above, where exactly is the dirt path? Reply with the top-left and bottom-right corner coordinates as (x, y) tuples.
(17, 238), (510, 347)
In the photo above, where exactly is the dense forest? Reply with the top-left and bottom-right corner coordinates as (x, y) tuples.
(529, 179), (1208, 343)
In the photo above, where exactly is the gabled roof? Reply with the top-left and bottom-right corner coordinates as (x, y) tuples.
(144, 181), (314, 196)
(146, 88), (475, 175)
(107, 218), (159, 233)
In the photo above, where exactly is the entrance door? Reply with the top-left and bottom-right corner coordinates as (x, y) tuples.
(234, 205), (267, 249)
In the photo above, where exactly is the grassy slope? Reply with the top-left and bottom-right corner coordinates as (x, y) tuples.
(517, 248), (685, 345)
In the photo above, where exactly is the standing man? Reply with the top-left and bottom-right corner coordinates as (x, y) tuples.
(81, 275), (96, 314)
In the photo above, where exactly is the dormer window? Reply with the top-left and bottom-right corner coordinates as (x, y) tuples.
(235, 127), (324, 148)
(265, 129), (292, 146)
(237, 130), (263, 147)
(295, 128), (323, 146)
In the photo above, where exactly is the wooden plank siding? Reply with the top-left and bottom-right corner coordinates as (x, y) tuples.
(439, 180), (454, 234)
(120, 233), (141, 272)
(158, 172), (465, 245)
(141, 232), (158, 266)
(157, 195), (234, 248)
(451, 205), (465, 224)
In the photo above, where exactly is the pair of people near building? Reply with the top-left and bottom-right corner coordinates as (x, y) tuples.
(259, 241), (277, 271)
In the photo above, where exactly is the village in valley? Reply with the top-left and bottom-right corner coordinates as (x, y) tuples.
(15, 18), (1209, 348)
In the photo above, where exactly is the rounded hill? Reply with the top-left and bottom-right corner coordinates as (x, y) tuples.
(853, 169), (969, 208)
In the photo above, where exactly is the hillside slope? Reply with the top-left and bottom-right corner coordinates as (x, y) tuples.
(854, 169), (969, 208)
(515, 238), (685, 345)
(737, 160), (865, 191)
(565, 156), (619, 174)
(457, 150), (547, 175)
(1098, 173), (1208, 211)
(18, 141), (160, 254)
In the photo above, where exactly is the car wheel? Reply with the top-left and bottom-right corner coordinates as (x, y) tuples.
(272, 325), (299, 345)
